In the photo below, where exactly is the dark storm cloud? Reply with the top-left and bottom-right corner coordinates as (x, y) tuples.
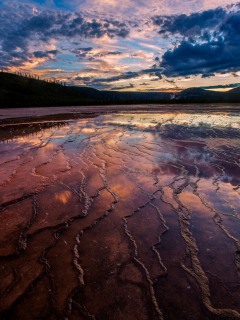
(44, 20), (105, 39)
(0, 5), (130, 69)
(111, 83), (135, 90)
(0, 46), (59, 68)
(33, 49), (59, 58)
(152, 8), (226, 36)
(90, 68), (163, 84)
(102, 19), (127, 28)
(73, 67), (163, 89)
(107, 51), (123, 55)
(128, 21), (139, 28)
(42, 17), (129, 39)
(33, 51), (49, 58)
(78, 47), (93, 51)
(74, 76), (92, 81)
(0, 51), (30, 69)
(201, 83), (240, 89)
(47, 50), (58, 54)
(107, 28), (129, 38)
(220, 13), (240, 39)
(160, 38), (240, 77)
(201, 73), (215, 78)
(91, 51), (123, 59)
(154, 71), (162, 79)
(70, 47), (93, 58)
(91, 71), (139, 83)
(154, 7), (240, 77)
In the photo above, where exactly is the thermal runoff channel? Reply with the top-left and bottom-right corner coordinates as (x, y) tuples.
(1, 112), (240, 320)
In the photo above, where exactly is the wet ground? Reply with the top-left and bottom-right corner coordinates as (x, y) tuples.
(1, 111), (240, 320)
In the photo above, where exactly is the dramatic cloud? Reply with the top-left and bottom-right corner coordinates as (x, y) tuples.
(152, 8), (226, 36)
(111, 83), (135, 90)
(31, 0), (236, 17)
(155, 6), (240, 78)
(72, 65), (164, 89)
(0, 5), (130, 69)
(201, 73), (215, 78)
(33, 50), (59, 58)
(107, 51), (123, 55)
(1, 1), (240, 91)
(82, 68), (162, 84)
(78, 47), (93, 51)
(201, 83), (240, 89)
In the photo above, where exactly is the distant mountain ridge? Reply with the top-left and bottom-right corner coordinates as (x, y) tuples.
(64, 85), (240, 103)
(1, 72), (240, 108)
(71, 86), (170, 101)
(178, 87), (240, 101)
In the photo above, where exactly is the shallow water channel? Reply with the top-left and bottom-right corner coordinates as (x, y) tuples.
(1, 111), (240, 320)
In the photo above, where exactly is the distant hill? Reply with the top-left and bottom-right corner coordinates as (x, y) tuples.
(178, 88), (222, 101)
(0, 72), (94, 108)
(178, 87), (240, 101)
(71, 86), (170, 101)
(228, 87), (240, 94)
(1, 72), (240, 108)
(222, 87), (240, 100)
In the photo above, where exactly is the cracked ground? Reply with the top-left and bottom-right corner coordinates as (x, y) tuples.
(1, 111), (240, 320)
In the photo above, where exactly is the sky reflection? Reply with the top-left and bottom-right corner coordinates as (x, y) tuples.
(1, 111), (240, 319)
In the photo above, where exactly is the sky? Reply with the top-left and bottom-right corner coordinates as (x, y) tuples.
(1, 0), (240, 92)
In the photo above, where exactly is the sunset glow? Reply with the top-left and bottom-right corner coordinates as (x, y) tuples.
(1, 0), (240, 91)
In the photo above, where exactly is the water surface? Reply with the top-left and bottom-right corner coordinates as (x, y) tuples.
(1, 111), (240, 320)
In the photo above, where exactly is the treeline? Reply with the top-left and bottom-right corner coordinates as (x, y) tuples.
(0, 69), (67, 86)
(0, 71), (90, 108)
